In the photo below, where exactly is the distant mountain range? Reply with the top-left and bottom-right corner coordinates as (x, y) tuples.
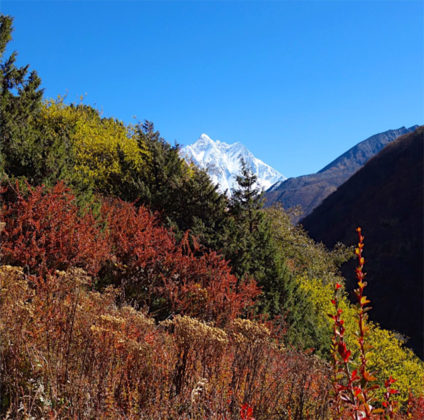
(181, 127), (419, 223)
(265, 126), (419, 222)
(302, 126), (423, 357)
(180, 134), (286, 195)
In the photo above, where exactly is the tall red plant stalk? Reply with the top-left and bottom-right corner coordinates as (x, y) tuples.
(353, 227), (378, 418)
(382, 376), (398, 419)
(329, 227), (397, 420)
(329, 281), (358, 419)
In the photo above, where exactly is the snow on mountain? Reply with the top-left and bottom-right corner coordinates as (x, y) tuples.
(180, 134), (286, 195)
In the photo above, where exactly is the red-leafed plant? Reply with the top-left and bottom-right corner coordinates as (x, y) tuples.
(329, 228), (399, 419)
(1, 182), (258, 324)
(382, 376), (399, 418)
(0, 181), (110, 277)
(240, 402), (255, 420)
(407, 393), (424, 419)
(101, 199), (260, 324)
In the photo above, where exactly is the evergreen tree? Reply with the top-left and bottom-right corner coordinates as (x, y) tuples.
(225, 159), (272, 284)
(224, 160), (327, 352)
(230, 158), (264, 234)
(129, 120), (191, 220)
(0, 15), (44, 181)
(177, 165), (229, 248)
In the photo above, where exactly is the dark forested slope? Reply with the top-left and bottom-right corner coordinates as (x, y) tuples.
(302, 127), (424, 357)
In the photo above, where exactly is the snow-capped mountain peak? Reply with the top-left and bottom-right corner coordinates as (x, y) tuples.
(180, 134), (286, 195)
(197, 133), (214, 145)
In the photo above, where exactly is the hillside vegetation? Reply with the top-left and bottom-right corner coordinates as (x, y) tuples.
(0, 15), (423, 419)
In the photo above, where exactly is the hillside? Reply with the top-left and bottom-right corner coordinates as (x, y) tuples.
(302, 127), (424, 357)
(265, 126), (418, 221)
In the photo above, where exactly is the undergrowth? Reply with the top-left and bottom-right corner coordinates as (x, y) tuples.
(0, 185), (422, 419)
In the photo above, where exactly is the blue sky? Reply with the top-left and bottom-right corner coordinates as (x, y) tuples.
(1, 0), (423, 177)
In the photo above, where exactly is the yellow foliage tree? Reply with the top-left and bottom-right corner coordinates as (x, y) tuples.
(40, 99), (150, 194)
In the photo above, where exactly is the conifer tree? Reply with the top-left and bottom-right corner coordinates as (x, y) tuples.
(225, 160), (326, 352)
(131, 121), (191, 219)
(226, 159), (273, 284)
(230, 158), (264, 233)
(177, 165), (228, 248)
(0, 15), (44, 181)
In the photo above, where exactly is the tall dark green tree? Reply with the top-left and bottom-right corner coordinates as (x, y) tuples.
(223, 160), (327, 352)
(0, 15), (44, 182)
(177, 165), (229, 249)
(223, 161), (270, 278)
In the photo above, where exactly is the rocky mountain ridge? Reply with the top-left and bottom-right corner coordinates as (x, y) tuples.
(180, 134), (285, 194)
(265, 126), (419, 222)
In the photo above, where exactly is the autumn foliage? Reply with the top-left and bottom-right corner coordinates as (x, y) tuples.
(101, 198), (260, 324)
(0, 182), (259, 325)
(0, 182), (423, 418)
(0, 182), (110, 277)
(327, 228), (424, 419)
(0, 266), (330, 419)
(0, 183), (327, 419)
(329, 229), (381, 419)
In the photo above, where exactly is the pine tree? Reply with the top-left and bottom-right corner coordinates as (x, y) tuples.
(224, 159), (327, 351)
(224, 160), (269, 282)
(230, 158), (264, 234)
(178, 165), (229, 249)
(0, 14), (44, 181)
(131, 120), (191, 220)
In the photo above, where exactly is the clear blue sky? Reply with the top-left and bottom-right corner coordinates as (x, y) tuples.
(1, 0), (423, 177)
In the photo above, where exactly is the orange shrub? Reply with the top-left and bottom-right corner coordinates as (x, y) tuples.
(0, 265), (330, 419)
(101, 199), (260, 324)
(0, 182), (110, 277)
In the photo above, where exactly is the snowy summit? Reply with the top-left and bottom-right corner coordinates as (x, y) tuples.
(180, 134), (286, 195)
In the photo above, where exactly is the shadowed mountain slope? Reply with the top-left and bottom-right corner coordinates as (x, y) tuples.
(265, 126), (418, 222)
(301, 127), (424, 357)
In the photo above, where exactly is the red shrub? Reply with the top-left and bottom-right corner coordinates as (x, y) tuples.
(1, 183), (259, 324)
(0, 182), (110, 277)
(408, 393), (424, 419)
(102, 199), (260, 324)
